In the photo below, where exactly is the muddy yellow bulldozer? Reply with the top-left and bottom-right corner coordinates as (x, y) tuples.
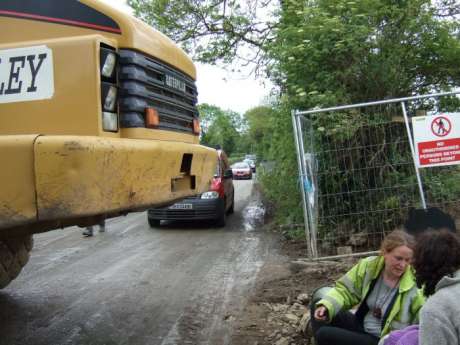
(0, 0), (217, 288)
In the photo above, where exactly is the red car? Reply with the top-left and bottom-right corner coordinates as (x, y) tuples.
(147, 149), (235, 227)
(231, 162), (252, 179)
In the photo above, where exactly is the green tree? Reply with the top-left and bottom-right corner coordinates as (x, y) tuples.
(271, 0), (460, 109)
(198, 103), (244, 156)
(244, 105), (275, 158)
(127, 0), (276, 73)
(265, 0), (460, 228)
(130, 0), (460, 228)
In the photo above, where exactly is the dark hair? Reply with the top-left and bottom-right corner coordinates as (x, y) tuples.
(413, 229), (460, 296)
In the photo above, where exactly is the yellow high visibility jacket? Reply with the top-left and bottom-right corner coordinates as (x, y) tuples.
(317, 255), (425, 337)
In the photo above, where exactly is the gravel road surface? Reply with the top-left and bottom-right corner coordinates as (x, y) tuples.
(0, 178), (280, 345)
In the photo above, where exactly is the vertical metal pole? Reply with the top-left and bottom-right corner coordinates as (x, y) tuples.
(296, 115), (318, 258)
(400, 102), (427, 209)
(292, 110), (313, 258)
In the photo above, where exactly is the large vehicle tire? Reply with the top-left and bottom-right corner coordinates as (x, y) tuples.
(148, 218), (161, 228)
(0, 235), (33, 289)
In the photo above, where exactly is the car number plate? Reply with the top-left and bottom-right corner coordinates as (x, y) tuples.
(0, 45), (54, 104)
(169, 203), (193, 210)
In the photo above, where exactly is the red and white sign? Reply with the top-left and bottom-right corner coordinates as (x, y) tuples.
(413, 113), (460, 168)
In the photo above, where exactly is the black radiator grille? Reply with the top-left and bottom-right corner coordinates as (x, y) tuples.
(118, 49), (198, 134)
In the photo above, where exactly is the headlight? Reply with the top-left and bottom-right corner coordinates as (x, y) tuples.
(201, 191), (219, 199)
(100, 49), (117, 78)
(102, 83), (118, 112)
(102, 112), (118, 132)
(99, 45), (118, 132)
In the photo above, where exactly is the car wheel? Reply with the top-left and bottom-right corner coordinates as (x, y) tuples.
(228, 193), (235, 214)
(148, 218), (161, 228)
(216, 203), (227, 227)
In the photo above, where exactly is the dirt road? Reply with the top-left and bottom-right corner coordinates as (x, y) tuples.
(0, 178), (284, 345)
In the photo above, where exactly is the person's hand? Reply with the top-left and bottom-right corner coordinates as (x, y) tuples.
(314, 305), (329, 321)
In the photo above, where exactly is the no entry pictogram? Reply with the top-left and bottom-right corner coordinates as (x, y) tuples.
(413, 113), (460, 168)
(431, 116), (451, 137)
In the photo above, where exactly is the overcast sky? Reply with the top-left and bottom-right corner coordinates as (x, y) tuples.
(100, 0), (270, 114)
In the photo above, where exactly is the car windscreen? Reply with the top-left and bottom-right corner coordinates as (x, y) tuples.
(233, 163), (249, 169)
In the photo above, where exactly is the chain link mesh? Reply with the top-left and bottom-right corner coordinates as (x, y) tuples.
(295, 94), (460, 258)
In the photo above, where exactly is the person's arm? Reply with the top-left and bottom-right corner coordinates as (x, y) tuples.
(419, 309), (457, 345)
(316, 257), (367, 318)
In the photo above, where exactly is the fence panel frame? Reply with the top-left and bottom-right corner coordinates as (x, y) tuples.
(293, 91), (460, 259)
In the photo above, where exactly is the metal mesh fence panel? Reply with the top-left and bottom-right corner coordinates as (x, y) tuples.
(294, 92), (460, 258)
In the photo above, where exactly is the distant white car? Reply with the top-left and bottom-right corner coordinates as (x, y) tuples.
(243, 159), (256, 173)
(231, 162), (252, 179)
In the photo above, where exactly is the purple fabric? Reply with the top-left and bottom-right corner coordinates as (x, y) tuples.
(384, 325), (419, 345)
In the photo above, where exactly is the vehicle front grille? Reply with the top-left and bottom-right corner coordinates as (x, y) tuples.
(118, 49), (198, 134)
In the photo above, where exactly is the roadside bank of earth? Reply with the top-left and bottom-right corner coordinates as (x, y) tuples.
(231, 232), (354, 345)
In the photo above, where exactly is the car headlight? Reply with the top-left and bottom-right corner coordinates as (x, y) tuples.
(201, 191), (219, 199)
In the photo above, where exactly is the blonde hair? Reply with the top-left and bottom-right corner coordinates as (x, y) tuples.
(380, 230), (416, 254)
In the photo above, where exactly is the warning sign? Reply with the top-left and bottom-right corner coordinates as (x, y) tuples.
(413, 113), (460, 168)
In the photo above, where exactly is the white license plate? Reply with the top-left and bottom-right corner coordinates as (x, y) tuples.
(0, 45), (54, 104)
(169, 203), (193, 210)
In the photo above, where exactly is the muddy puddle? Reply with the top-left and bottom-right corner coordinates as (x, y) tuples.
(242, 201), (266, 231)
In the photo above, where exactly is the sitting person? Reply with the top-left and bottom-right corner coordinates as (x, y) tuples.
(413, 228), (460, 345)
(310, 230), (425, 345)
(379, 227), (460, 345)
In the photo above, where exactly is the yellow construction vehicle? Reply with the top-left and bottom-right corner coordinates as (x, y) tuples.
(0, 0), (217, 288)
